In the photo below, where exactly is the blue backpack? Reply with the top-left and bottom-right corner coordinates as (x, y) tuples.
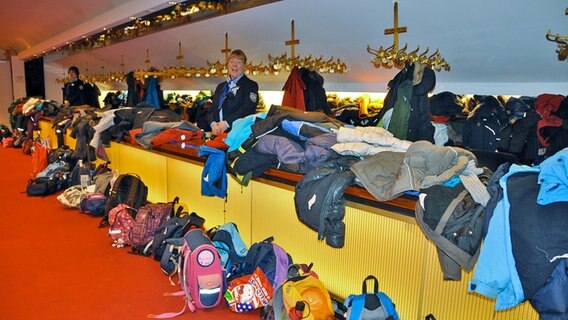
(344, 275), (399, 320)
(234, 237), (292, 289)
(209, 222), (249, 278)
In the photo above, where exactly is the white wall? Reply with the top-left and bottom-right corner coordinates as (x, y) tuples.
(0, 61), (13, 126)
(10, 56), (25, 100)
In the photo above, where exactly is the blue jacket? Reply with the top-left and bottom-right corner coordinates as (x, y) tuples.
(469, 164), (536, 310)
(224, 112), (266, 153)
(537, 147), (568, 205)
(198, 146), (227, 198)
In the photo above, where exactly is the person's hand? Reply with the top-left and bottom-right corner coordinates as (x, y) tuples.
(218, 121), (230, 133)
(210, 121), (220, 135)
(63, 100), (70, 107)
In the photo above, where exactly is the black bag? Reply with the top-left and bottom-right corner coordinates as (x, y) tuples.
(150, 211), (205, 261)
(99, 174), (148, 228)
(26, 175), (68, 197)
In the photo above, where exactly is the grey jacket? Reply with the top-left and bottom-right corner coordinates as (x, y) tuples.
(351, 140), (476, 201)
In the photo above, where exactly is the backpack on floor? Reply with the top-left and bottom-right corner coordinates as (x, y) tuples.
(149, 229), (225, 318)
(129, 197), (179, 253)
(108, 204), (137, 248)
(57, 185), (89, 208)
(225, 266), (274, 313)
(343, 275), (399, 320)
(264, 264), (334, 320)
(208, 222), (249, 278)
(234, 237), (292, 289)
(26, 173), (68, 197)
(80, 193), (108, 216)
(151, 210), (206, 263)
(99, 173), (148, 228)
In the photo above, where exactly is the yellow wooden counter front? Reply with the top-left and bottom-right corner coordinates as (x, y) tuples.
(38, 119), (538, 320)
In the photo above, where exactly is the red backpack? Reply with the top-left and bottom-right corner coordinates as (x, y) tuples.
(129, 197), (179, 253)
(108, 204), (137, 248)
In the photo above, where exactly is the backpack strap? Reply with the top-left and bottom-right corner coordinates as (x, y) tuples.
(347, 295), (366, 320)
(434, 190), (468, 234)
(377, 292), (399, 320)
(363, 275), (379, 294)
(271, 283), (286, 320)
(147, 305), (187, 319)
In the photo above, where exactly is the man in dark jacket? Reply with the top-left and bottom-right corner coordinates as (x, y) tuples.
(206, 49), (259, 135)
(62, 66), (85, 107)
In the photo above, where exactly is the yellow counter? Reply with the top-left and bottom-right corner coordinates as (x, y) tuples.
(38, 119), (538, 320)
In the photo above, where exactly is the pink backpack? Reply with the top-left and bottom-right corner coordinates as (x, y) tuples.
(129, 198), (178, 252)
(108, 204), (137, 248)
(149, 229), (225, 318)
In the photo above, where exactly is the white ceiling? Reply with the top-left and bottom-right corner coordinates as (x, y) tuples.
(3, 0), (568, 95)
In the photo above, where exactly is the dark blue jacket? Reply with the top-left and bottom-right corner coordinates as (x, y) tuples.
(206, 75), (259, 130)
(507, 171), (568, 318)
(63, 79), (85, 106)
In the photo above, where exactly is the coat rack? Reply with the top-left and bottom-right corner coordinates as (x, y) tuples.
(268, 19), (348, 74)
(545, 8), (568, 61)
(367, 1), (450, 72)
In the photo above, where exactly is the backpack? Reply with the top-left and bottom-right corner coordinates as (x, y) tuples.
(30, 138), (50, 178)
(343, 275), (400, 320)
(209, 222), (249, 278)
(153, 211), (206, 270)
(129, 197), (179, 253)
(149, 229), (225, 318)
(225, 266), (274, 313)
(266, 265), (334, 320)
(100, 173), (148, 228)
(235, 237), (292, 289)
(26, 173), (68, 197)
(80, 193), (108, 216)
(2, 136), (13, 148)
(108, 204), (137, 248)
(57, 185), (89, 208)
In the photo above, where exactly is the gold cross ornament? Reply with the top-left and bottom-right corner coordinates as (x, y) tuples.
(384, 1), (407, 51)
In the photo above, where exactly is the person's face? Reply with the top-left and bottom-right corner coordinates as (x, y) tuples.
(228, 57), (245, 79)
(68, 70), (77, 80)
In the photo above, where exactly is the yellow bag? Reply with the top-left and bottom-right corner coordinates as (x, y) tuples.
(282, 275), (335, 320)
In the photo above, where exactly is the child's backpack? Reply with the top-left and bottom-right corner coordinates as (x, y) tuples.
(80, 193), (108, 216)
(208, 222), (249, 278)
(343, 275), (399, 320)
(30, 138), (50, 178)
(153, 211), (206, 275)
(265, 264), (334, 320)
(148, 229), (225, 318)
(225, 266), (274, 313)
(108, 204), (137, 248)
(234, 237), (292, 289)
(129, 197), (179, 253)
(99, 173), (148, 228)
(26, 173), (68, 197)
(2, 136), (14, 147)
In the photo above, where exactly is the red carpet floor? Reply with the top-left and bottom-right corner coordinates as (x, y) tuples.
(0, 146), (260, 319)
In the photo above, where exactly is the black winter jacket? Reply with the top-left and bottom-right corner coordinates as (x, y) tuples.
(378, 63), (436, 142)
(294, 156), (358, 248)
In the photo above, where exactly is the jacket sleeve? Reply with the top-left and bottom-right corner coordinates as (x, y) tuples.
(224, 80), (259, 126)
(206, 83), (224, 126)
